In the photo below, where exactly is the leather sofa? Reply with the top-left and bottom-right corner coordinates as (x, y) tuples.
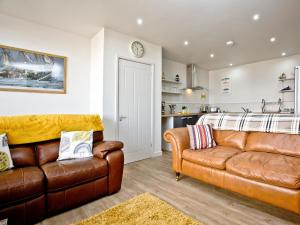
(164, 128), (300, 214)
(0, 131), (124, 225)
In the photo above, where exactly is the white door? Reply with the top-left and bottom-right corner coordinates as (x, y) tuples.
(295, 66), (300, 115)
(118, 59), (153, 163)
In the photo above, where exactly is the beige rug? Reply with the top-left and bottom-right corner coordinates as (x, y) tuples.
(73, 193), (203, 225)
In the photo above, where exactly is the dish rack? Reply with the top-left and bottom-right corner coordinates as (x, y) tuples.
(261, 98), (283, 113)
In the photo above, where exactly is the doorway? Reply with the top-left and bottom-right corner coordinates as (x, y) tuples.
(118, 58), (154, 163)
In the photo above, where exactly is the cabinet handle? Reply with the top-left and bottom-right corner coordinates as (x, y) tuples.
(119, 116), (127, 121)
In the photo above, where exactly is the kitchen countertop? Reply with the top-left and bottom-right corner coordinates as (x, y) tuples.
(162, 112), (294, 117)
(161, 113), (207, 118)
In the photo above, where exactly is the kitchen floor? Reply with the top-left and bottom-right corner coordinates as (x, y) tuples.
(39, 151), (300, 225)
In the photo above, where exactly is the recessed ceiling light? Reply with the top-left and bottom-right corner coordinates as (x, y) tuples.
(184, 41), (189, 46)
(137, 18), (143, 25)
(270, 37), (276, 42)
(281, 52), (286, 56)
(226, 40), (234, 46)
(229, 63), (233, 66)
(210, 53), (215, 58)
(253, 14), (260, 21)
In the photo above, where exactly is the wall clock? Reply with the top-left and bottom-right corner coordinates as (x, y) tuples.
(130, 41), (145, 58)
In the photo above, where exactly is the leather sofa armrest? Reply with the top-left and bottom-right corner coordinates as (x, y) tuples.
(93, 141), (124, 159)
(105, 150), (124, 194)
(164, 128), (190, 172)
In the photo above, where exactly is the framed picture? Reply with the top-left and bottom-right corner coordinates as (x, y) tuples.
(0, 44), (67, 94)
(221, 76), (231, 95)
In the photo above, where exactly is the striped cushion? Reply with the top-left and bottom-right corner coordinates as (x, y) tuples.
(187, 124), (216, 150)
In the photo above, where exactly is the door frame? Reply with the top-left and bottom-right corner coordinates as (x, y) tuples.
(115, 56), (155, 157)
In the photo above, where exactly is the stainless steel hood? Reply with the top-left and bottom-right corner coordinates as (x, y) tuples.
(185, 64), (207, 90)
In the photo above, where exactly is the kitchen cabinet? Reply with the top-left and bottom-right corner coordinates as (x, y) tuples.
(161, 113), (204, 151)
(174, 115), (199, 128)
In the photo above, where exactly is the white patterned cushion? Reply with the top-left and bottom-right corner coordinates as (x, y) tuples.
(0, 133), (14, 171)
(57, 130), (93, 161)
(187, 124), (216, 150)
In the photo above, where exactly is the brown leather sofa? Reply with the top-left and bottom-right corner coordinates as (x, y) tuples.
(164, 128), (300, 214)
(0, 131), (124, 225)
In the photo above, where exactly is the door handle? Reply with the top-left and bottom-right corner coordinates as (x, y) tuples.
(119, 116), (127, 121)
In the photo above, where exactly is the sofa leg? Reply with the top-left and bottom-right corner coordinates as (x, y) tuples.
(176, 172), (180, 181)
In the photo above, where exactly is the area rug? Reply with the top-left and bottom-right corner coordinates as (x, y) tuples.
(73, 192), (203, 225)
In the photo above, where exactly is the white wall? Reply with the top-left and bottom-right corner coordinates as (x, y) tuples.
(209, 55), (300, 112)
(162, 58), (209, 113)
(90, 30), (104, 115)
(0, 14), (91, 115)
(91, 28), (162, 156)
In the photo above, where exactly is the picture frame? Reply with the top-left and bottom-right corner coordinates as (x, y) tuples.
(0, 44), (67, 94)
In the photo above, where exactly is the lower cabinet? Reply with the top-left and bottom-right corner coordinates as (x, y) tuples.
(174, 115), (199, 128)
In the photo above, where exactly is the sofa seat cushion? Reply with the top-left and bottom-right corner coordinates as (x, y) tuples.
(226, 152), (300, 189)
(0, 167), (44, 206)
(41, 157), (107, 192)
(182, 146), (241, 170)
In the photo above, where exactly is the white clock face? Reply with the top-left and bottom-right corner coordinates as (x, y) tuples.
(130, 41), (144, 58)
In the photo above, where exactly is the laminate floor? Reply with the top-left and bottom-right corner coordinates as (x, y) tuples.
(39, 151), (300, 225)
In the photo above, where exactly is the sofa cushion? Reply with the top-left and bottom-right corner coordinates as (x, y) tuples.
(245, 132), (300, 157)
(58, 130), (93, 161)
(213, 130), (248, 150)
(36, 132), (105, 166)
(182, 146), (241, 170)
(187, 124), (216, 150)
(36, 140), (60, 166)
(226, 151), (300, 189)
(0, 167), (44, 206)
(10, 144), (36, 167)
(0, 133), (14, 171)
(41, 157), (107, 192)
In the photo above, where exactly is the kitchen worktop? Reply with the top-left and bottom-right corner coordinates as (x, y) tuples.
(161, 113), (206, 118)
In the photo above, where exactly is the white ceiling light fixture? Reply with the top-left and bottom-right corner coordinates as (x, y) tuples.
(184, 41), (189, 46)
(210, 53), (215, 58)
(136, 18), (143, 25)
(229, 63), (233, 66)
(270, 37), (276, 42)
(281, 52), (286, 56)
(226, 40), (235, 46)
(253, 14), (260, 21)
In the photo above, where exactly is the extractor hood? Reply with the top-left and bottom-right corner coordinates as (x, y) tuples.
(185, 64), (207, 90)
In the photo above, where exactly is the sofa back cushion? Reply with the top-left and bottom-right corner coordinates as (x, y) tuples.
(93, 131), (104, 143)
(245, 132), (300, 157)
(36, 140), (60, 166)
(36, 131), (104, 165)
(213, 130), (247, 150)
(10, 144), (36, 167)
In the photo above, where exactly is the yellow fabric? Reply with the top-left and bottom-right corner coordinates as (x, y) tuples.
(0, 114), (104, 145)
(73, 193), (203, 225)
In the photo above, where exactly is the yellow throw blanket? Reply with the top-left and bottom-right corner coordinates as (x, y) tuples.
(0, 114), (104, 145)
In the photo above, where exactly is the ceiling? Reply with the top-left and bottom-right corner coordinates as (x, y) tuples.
(0, 0), (300, 70)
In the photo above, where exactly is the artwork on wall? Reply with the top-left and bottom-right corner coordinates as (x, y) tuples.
(221, 76), (231, 95)
(0, 44), (67, 94)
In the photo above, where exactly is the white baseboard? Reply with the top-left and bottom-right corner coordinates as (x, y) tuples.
(152, 151), (162, 158)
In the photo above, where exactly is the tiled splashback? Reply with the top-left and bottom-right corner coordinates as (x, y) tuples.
(164, 102), (208, 114)
(210, 101), (294, 113)
(163, 100), (294, 114)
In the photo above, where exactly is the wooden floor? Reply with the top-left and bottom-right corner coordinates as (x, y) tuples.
(39, 152), (300, 225)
